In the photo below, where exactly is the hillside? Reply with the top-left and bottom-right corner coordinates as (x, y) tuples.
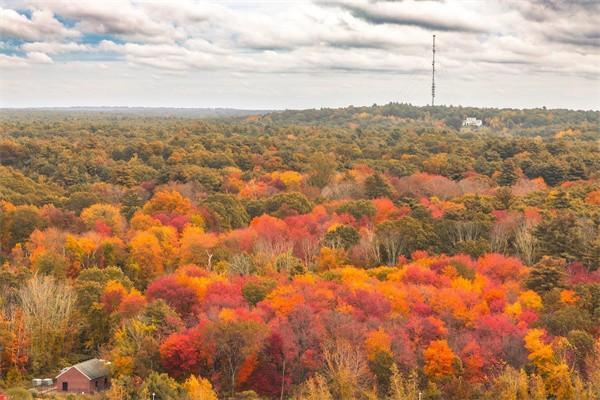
(0, 104), (598, 399)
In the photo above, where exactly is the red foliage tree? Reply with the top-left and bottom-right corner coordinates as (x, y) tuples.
(146, 276), (200, 321)
(477, 253), (526, 283)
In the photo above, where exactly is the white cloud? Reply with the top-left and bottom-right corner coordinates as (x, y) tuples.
(141, 1), (229, 24)
(22, 41), (89, 54)
(0, 53), (28, 68)
(0, 50), (53, 67)
(99, 39), (222, 71)
(321, 0), (494, 33)
(0, 0), (598, 108)
(0, 7), (79, 40)
(25, 51), (53, 63)
(99, 41), (188, 58)
(26, 0), (184, 43)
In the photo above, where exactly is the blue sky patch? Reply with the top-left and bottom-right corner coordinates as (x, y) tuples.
(14, 8), (32, 19)
(0, 38), (25, 56)
(54, 14), (78, 29)
(81, 33), (126, 46)
(53, 51), (123, 62)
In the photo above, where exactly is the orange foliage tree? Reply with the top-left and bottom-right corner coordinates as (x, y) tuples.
(423, 339), (456, 379)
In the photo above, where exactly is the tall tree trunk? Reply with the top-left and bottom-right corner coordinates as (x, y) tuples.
(280, 359), (286, 400)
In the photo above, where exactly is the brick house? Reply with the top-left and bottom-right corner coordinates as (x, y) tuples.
(55, 358), (110, 393)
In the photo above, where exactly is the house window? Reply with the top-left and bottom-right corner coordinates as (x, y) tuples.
(62, 382), (68, 391)
(95, 380), (99, 388)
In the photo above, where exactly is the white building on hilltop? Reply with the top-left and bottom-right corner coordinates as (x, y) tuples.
(462, 117), (483, 127)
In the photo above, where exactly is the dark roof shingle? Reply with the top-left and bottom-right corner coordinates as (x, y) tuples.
(57, 358), (109, 380)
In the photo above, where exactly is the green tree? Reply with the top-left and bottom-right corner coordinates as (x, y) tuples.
(336, 200), (376, 220)
(5, 388), (32, 400)
(110, 319), (160, 378)
(376, 217), (432, 264)
(538, 160), (566, 186)
(324, 225), (360, 250)
(74, 267), (132, 351)
(212, 319), (267, 396)
(494, 187), (514, 210)
(264, 192), (312, 218)
(526, 256), (566, 293)
(548, 190), (571, 209)
(582, 235), (600, 271)
(497, 159), (518, 186)
(204, 194), (249, 231)
(534, 211), (584, 262)
(369, 351), (394, 396)
(308, 152), (337, 189)
(65, 191), (101, 214)
(140, 372), (183, 400)
(365, 174), (392, 199)
(274, 252), (305, 276)
(5, 206), (45, 250)
(121, 189), (147, 220)
(567, 330), (595, 373)
(242, 278), (277, 307)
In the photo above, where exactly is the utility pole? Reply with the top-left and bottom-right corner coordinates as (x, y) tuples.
(431, 34), (436, 107)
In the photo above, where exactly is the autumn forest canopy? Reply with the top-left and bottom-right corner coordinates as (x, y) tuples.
(0, 103), (599, 399)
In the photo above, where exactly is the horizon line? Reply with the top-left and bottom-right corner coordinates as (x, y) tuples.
(1, 104), (598, 112)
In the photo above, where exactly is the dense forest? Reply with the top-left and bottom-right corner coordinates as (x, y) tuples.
(0, 103), (599, 399)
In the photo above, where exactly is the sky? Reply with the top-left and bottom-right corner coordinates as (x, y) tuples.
(0, 0), (599, 110)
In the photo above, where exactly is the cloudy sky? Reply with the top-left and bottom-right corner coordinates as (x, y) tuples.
(1, 0), (599, 109)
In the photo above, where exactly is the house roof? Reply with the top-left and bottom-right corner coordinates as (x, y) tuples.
(56, 358), (110, 380)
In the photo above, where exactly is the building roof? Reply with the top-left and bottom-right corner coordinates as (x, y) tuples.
(56, 358), (110, 380)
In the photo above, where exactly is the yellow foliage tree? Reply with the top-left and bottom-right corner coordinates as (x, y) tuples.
(142, 190), (194, 216)
(364, 328), (392, 360)
(80, 204), (126, 234)
(518, 290), (542, 310)
(271, 170), (303, 188)
(147, 225), (179, 270)
(524, 329), (554, 371)
(295, 373), (333, 400)
(524, 329), (579, 400)
(546, 363), (574, 400)
(183, 375), (218, 400)
(130, 211), (161, 231)
(65, 234), (97, 269)
(105, 380), (128, 400)
(388, 364), (420, 400)
(180, 226), (219, 269)
(129, 231), (164, 282)
(316, 247), (345, 271)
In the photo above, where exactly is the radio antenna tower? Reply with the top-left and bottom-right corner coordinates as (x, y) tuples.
(431, 34), (436, 107)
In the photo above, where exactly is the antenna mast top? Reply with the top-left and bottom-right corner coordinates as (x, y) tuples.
(432, 34), (436, 107)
